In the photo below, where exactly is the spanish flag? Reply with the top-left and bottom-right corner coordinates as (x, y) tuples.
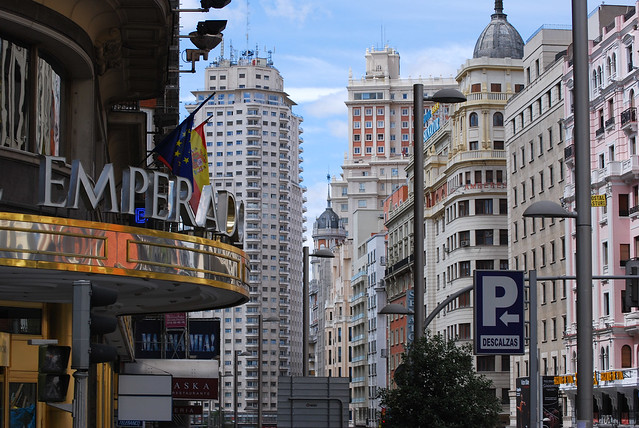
(189, 120), (211, 214)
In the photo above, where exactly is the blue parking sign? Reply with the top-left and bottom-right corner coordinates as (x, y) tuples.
(474, 270), (525, 355)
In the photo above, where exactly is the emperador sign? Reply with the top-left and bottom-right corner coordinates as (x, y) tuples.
(36, 156), (244, 242)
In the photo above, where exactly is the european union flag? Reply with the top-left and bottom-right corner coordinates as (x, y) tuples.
(153, 113), (195, 183)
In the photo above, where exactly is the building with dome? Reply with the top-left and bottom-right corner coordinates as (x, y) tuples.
(310, 183), (347, 378)
(416, 1), (524, 425)
(473, 0), (524, 60)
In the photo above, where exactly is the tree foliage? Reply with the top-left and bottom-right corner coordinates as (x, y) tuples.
(378, 333), (501, 428)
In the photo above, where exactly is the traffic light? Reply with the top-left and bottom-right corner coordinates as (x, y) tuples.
(624, 259), (639, 312)
(200, 0), (231, 9)
(72, 281), (118, 369)
(37, 345), (70, 402)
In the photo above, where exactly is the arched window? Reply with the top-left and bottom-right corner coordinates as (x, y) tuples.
(469, 112), (479, 127)
(622, 344), (632, 368)
(630, 89), (635, 108)
(592, 70), (598, 92)
(606, 57), (612, 78)
(612, 53), (617, 75)
(493, 112), (504, 127)
(598, 65), (603, 87)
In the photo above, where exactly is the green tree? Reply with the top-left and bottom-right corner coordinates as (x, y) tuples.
(378, 333), (501, 428)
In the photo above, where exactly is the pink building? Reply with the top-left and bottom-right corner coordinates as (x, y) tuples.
(562, 3), (639, 425)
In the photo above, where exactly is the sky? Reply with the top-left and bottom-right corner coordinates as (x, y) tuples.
(178, 0), (638, 240)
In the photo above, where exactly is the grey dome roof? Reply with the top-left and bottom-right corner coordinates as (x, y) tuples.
(316, 207), (341, 230)
(473, 0), (523, 59)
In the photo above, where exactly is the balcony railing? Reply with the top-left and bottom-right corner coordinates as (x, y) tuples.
(621, 107), (637, 127)
(605, 116), (615, 128)
(595, 126), (605, 138)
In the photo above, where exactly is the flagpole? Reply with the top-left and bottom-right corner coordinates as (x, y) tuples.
(138, 92), (217, 168)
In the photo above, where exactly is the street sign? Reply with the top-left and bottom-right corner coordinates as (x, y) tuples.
(591, 194), (606, 207)
(474, 270), (525, 355)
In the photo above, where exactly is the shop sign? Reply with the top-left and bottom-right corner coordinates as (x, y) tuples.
(423, 118), (440, 142)
(165, 313), (187, 329)
(172, 377), (218, 399)
(173, 405), (203, 415)
(37, 156), (244, 240)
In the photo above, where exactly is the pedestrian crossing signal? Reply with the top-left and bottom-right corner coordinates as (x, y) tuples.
(37, 345), (70, 402)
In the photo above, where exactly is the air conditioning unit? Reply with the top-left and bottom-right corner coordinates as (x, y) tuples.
(461, 240), (470, 247)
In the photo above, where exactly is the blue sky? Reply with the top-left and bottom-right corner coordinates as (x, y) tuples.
(179, 0), (637, 235)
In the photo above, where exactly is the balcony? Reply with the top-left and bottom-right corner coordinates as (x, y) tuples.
(595, 126), (605, 138)
(605, 116), (615, 129)
(621, 107), (637, 133)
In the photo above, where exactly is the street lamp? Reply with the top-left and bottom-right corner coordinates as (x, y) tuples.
(302, 246), (334, 376)
(569, 1), (594, 426)
(412, 86), (466, 341)
(234, 350), (251, 428)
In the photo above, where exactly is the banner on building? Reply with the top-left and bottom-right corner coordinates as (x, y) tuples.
(134, 318), (220, 359)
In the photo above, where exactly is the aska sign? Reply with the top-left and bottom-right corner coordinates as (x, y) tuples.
(474, 270), (524, 355)
(172, 377), (218, 399)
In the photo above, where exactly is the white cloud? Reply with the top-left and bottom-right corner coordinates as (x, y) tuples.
(304, 89), (347, 118)
(303, 180), (332, 243)
(403, 44), (474, 79)
(286, 87), (343, 104)
(258, 0), (316, 24)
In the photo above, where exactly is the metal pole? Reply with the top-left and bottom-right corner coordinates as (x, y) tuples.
(529, 270), (538, 428)
(258, 314), (262, 428)
(413, 84), (425, 340)
(72, 280), (91, 428)
(572, 1), (593, 426)
(303, 246), (310, 375)
(234, 351), (239, 428)
(219, 375), (224, 428)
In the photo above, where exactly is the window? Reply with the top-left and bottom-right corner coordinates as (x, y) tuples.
(622, 345), (632, 368)
(471, 83), (481, 93)
(493, 112), (504, 127)
(475, 229), (494, 245)
(477, 355), (495, 371)
(475, 199), (493, 215)
(469, 112), (479, 127)
(459, 261), (471, 277)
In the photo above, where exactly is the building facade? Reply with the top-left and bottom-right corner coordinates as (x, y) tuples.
(420, 3), (524, 425)
(505, 25), (571, 426)
(561, 3), (639, 426)
(188, 50), (305, 425)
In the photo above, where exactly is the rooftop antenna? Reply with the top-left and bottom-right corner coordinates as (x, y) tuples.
(246, 0), (250, 51)
(326, 172), (331, 208)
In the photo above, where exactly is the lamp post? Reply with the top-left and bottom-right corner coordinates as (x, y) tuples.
(302, 246), (334, 376)
(570, 2), (593, 426)
(234, 350), (250, 428)
(412, 85), (466, 340)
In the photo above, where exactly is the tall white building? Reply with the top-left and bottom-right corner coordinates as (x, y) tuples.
(188, 50), (305, 426)
(327, 46), (457, 427)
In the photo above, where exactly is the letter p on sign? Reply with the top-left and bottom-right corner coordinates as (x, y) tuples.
(482, 276), (518, 327)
